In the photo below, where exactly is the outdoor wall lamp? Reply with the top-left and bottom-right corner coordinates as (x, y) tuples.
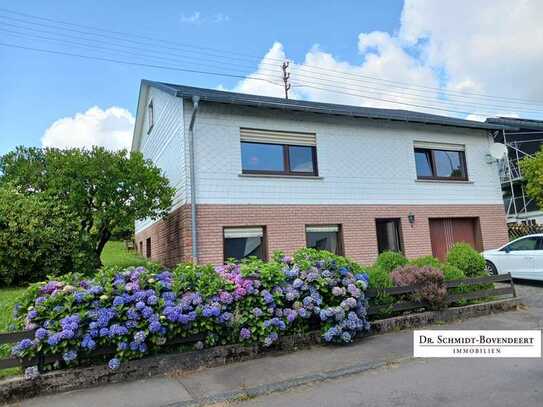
(408, 212), (416, 227)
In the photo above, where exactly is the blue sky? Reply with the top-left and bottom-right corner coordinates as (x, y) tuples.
(1, 1), (542, 155)
(0, 1), (403, 154)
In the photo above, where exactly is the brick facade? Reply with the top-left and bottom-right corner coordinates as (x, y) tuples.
(135, 203), (508, 267)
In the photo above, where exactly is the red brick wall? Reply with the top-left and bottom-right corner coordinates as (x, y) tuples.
(135, 204), (508, 267)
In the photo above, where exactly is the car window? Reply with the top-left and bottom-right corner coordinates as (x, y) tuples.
(504, 237), (539, 251)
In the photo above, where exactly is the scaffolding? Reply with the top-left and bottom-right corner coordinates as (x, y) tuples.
(492, 126), (543, 223)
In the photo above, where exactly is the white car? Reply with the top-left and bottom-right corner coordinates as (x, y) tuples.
(482, 233), (543, 281)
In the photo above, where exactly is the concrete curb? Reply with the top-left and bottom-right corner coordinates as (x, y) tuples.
(0, 297), (522, 404)
(167, 358), (406, 407)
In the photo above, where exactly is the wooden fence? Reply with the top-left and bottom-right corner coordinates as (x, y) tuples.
(365, 273), (516, 316)
(0, 273), (516, 373)
(508, 223), (543, 240)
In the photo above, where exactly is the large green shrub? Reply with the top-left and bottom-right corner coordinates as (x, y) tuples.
(0, 187), (93, 286)
(447, 243), (486, 277)
(374, 251), (408, 273)
(409, 255), (442, 269)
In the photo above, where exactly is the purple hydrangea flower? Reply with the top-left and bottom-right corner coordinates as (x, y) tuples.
(239, 328), (251, 340)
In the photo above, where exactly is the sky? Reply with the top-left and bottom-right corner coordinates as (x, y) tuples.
(1, 0), (543, 155)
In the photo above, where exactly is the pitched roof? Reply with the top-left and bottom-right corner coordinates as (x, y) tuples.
(143, 80), (505, 131)
(486, 117), (543, 130)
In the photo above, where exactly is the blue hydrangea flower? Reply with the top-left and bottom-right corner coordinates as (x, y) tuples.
(113, 296), (125, 307)
(35, 328), (48, 341)
(134, 331), (146, 344)
(108, 358), (120, 370)
(63, 350), (77, 363)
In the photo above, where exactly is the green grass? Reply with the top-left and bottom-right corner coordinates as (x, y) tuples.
(0, 288), (24, 378)
(101, 240), (153, 269)
(0, 240), (155, 378)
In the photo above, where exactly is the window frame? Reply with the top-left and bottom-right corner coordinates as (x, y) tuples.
(501, 236), (543, 252)
(305, 224), (344, 256)
(147, 100), (154, 134)
(375, 218), (404, 254)
(241, 141), (319, 176)
(414, 147), (468, 181)
(222, 225), (268, 262)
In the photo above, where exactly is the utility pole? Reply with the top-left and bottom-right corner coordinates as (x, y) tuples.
(282, 61), (291, 99)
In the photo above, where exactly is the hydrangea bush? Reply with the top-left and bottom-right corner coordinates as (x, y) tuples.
(11, 249), (370, 372)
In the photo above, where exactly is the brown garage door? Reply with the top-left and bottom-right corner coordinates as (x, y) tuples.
(429, 218), (482, 261)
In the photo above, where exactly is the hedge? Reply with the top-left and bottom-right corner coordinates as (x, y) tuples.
(11, 249), (370, 373)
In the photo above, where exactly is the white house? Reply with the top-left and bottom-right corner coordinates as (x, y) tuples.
(131, 80), (508, 266)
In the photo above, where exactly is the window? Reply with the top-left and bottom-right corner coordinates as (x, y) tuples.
(147, 100), (154, 134)
(414, 145), (467, 180)
(145, 237), (151, 258)
(306, 225), (342, 255)
(139, 241), (143, 254)
(241, 142), (317, 175)
(240, 128), (318, 176)
(376, 219), (403, 254)
(502, 236), (542, 251)
(224, 227), (266, 261)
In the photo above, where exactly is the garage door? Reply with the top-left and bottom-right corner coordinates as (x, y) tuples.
(429, 218), (481, 261)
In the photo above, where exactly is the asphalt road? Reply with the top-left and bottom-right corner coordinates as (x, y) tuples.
(235, 280), (543, 407)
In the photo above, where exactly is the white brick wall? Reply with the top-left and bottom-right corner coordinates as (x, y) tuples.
(189, 102), (503, 205)
(135, 87), (185, 233)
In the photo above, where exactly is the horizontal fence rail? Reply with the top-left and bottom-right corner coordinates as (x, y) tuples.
(0, 274), (516, 372)
(366, 273), (516, 316)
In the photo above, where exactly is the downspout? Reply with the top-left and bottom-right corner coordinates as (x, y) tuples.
(188, 95), (200, 262)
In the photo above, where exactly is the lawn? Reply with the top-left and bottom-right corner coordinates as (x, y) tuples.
(0, 240), (153, 377)
(101, 240), (152, 269)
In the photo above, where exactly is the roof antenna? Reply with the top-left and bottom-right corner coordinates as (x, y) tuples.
(282, 61), (291, 99)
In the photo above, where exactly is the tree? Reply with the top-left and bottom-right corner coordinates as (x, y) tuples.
(519, 147), (543, 210)
(0, 146), (174, 268)
(0, 186), (93, 286)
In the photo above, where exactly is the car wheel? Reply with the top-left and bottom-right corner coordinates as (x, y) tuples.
(485, 260), (498, 275)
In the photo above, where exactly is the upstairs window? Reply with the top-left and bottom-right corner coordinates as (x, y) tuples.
(240, 128), (318, 176)
(147, 100), (154, 134)
(306, 225), (343, 255)
(224, 227), (266, 261)
(414, 142), (467, 181)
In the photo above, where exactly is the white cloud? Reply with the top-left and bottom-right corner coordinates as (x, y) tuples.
(228, 0), (543, 119)
(41, 106), (135, 151)
(181, 11), (201, 24)
(180, 11), (230, 25)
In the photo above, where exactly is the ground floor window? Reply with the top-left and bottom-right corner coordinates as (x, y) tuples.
(375, 218), (403, 254)
(223, 227), (266, 261)
(306, 225), (342, 255)
(139, 241), (143, 254)
(145, 238), (151, 258)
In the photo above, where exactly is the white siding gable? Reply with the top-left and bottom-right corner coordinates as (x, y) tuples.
(134, 87), (185, 233)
